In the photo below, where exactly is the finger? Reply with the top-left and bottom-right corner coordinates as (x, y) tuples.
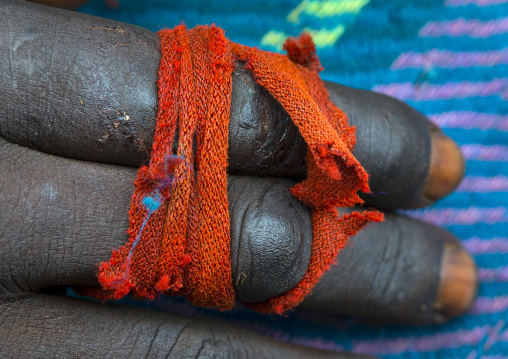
(0, 139), (476, 324)
(231, 74), (465, 209)
(324, 83), (465, 209)
(0, 0), (464, 210)
(300, 210), (477, 325)
(0, 0), (160, 165)
(0, 138), (311, 303)
(0, 295), (372, 359)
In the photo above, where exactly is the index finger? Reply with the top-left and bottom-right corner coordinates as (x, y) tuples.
(0, 0), (464, 210)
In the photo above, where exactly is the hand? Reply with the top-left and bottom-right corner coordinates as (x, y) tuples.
(0, 1), (476, 357)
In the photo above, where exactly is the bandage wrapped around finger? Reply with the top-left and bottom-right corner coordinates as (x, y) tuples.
(83, 25), (383, 314)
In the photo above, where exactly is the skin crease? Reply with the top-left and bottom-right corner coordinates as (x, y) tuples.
(0, 1), (476, 357)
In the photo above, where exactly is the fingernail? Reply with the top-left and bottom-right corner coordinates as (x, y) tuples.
(434, 242), (478, 318)
(424, 130), (465, 200)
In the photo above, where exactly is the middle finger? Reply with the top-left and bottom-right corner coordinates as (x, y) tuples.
(0, 137), (476, 324)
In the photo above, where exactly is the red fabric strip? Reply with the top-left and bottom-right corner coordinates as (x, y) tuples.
(85, 25), (383, 314)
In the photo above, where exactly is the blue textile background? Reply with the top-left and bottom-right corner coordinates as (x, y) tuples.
(78, 0), (508, 357)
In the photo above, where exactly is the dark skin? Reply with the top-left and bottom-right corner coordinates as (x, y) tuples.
(0, 0), (477, 357)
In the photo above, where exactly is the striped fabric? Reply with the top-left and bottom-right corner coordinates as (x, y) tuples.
(79, 0), (508, 357)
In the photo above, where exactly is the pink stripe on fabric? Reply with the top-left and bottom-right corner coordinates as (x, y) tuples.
(502, 329), (508, 341)
(461, 145), (508, 162)
(484, 320), (505, 351)
(351, 326), (490, 354)
(285, 336), (345, 352)
(463, 237), (508, 253)
(479, 266), (508, 282)
(446, 0), (508, 7)
(430, 112), (508, 130)
(419, 16), (508, 38)
(470, 296), (508, 315)
(372, 78), (507, 102)
(402, 207), (508, 225)
(391, 49), (508, 69)
(457, 176), (508, 192)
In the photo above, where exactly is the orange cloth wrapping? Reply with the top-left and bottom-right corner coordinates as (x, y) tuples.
(85, 25), (383, 314)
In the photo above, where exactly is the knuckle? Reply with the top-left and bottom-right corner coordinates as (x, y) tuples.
(228, 68), (306, 177)
(229, 176), (311, 303)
